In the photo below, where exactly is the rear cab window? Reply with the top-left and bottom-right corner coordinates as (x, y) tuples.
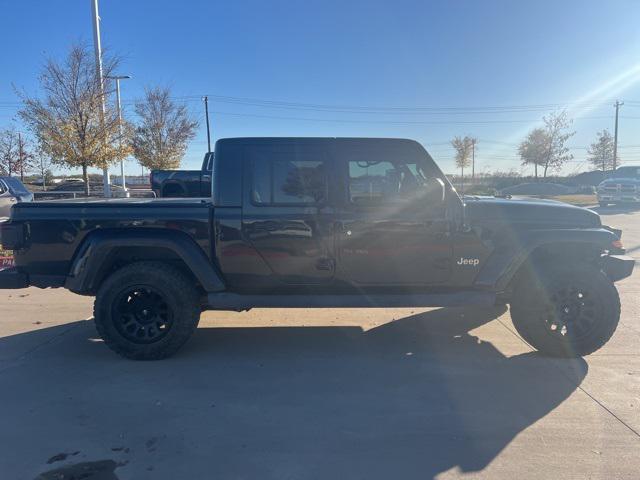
(249, 147), (328, 206)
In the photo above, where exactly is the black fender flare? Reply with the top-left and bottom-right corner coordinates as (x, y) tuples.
(65, 229), (225, 294)
(474, 228), (618, 291)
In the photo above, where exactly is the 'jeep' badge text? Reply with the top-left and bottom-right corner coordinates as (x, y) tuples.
(457, 257), (480, 266)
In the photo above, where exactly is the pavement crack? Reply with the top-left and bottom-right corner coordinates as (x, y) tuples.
(496, 316), (640, 440)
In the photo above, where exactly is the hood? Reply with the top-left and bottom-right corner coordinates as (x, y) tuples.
(464, 196), (600, 228)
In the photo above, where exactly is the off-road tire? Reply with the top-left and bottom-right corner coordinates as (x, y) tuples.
(510, 264), (620, 357)
(94, 261), (201, 360)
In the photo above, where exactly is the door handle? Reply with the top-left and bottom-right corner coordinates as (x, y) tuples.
(334, 222), (350, 234)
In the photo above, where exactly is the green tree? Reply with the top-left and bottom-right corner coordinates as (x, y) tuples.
(587, 129), (615, 172)
(518, 111), (575, 178)
(131, 86), (199, 170)
(451, 135), (475, 190)
(518, 127), (547, 179)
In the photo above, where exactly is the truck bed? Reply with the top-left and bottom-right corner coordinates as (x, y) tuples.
(9, 198), (214, 281)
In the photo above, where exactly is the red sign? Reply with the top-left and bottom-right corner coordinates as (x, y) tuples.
(0, 256), (15, 271)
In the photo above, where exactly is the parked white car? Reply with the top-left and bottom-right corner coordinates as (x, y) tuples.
(597, 166), (640, 207)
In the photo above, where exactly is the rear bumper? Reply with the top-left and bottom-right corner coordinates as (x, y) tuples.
(0, 268), (29, 289)
(603, 255), (635, 282)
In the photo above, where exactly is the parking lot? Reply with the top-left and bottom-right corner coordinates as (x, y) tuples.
(0, 206), (638, 480)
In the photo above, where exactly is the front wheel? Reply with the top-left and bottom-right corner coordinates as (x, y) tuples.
(94, 261), (201, 360)
(510, 264), (620, 357)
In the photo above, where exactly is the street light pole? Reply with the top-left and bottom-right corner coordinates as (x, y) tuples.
(91, 0), (111, 198)
(107, 75), (131, 192)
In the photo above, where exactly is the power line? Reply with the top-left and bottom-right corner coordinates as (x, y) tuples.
(2, 96), (639, 113)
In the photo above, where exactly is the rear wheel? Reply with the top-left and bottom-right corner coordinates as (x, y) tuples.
(94, 262), (201, 360)
(510, 264), (620, 357)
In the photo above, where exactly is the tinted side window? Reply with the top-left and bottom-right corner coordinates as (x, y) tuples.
(251, 152), (327, 205)
(0, 181), (6, 195)
(273, 160), (326, 204)
(348, 159), (431, 205)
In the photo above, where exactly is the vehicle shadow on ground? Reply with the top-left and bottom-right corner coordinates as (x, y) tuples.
(0, 306), (587, 480)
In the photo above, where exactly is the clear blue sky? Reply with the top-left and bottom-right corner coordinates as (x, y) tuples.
(1, 0), (640, 175)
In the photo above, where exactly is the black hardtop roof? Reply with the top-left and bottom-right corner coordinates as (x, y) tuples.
(215, 137), (423, 148)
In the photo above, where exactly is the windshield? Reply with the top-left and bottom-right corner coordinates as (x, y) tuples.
(2, 177), (30, 195)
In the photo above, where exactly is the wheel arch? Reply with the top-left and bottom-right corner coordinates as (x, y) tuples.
(474, 228), (618, 294)
(65, 229), (225, 295)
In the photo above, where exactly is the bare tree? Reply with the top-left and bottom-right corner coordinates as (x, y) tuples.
(541, 110), (575, 177)
(518, 111), (575, 179)
(588, 129), (615, 172)
(18, 43), (129, 196)
(15, 133), (34, 181)
(131, 86), (199, 170)
(34, 147), (54, 190)
(451, 135), (474, 190)
(0, 128), (19, 176)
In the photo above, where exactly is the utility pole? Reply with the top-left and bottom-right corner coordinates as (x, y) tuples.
(203, 96), (212, 153)
(91, 0), (111, 198)
(613, 100), (623, 172)
(107, 75), (131, 193)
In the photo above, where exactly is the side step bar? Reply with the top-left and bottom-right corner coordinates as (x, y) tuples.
(205, 291), (496, 311)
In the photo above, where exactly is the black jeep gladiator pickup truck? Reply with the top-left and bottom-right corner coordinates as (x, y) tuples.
(0, 137), (634, 360)
(150, 152), (213, 198)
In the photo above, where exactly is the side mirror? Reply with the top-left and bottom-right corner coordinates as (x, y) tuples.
(424, 177), (445, 205)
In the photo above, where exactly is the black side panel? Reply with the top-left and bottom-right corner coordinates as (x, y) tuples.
(212, 141), (243, 207)
(11, 201), (212, 278)
(65, 229), (225, 294)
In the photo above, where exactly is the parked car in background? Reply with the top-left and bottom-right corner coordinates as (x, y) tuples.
(597, 166), (640, 206)
(0, 177), (33, 218)
(151, 152), (213, 197)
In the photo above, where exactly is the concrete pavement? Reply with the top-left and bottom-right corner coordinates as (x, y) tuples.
(0, 206), (638, 479)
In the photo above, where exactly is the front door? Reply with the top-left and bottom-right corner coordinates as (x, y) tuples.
(334, 143), (452, 286)
(241, 144), (336, 285)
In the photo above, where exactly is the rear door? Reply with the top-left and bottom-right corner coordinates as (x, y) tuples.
(241, 143), (336, 285)
(332, 140), (453, 286)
